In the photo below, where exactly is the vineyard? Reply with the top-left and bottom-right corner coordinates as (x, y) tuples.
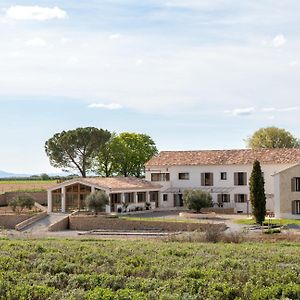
(0, 238), (299, 299)
(0, 180), (56, 193)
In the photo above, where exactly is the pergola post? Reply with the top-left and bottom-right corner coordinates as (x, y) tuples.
(47, 190), (52, 213)
(61, 186), (66, 213)
(134, 192), (138, 203)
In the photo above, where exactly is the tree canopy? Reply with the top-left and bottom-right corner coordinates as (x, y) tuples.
(45, 127), (111, 177)
(183, 189), (213, 213)
(246, 127), (299, 149)
(96, 132), (158, 177)
(249, 160), (266, 225)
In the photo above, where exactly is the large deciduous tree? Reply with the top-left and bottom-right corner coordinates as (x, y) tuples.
(247, 127), (299, 149)
(45, 127), (111, 177)
(96, 132), (158, 177)
(249, 160), (266, 225)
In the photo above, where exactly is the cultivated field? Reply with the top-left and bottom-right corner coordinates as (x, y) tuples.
(0, 239), (299, 299)
(0, 180), (57, 193)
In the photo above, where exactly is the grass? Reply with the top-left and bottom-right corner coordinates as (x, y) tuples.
(235, 217), (300, 226)
(0, 238), (299, 299)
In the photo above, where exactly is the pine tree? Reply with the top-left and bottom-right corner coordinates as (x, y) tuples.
(249, 160), (266, 225)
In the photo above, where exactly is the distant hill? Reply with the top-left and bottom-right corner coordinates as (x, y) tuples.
(0, 170), (31, 178)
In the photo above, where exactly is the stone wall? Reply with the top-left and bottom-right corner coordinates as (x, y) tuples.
(0, 215), (32, 229)
(0, 191), (47, 206)
(48, 216), (69, 232)
(201, 207), (235, 214)
(69, 216), (224, 232)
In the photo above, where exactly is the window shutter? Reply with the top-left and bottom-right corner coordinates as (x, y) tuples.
(217, 194), (222, 203)
(245, 194), (248, 202)
(234, 194), (238, 203)
(234, 173), (238, 185)
(210, 173), (214, 186)
(292, 200), (296, 214)
(243, 173), (247, 185)
(291, 178), (296, 192)
(166, 173), (170, 181)
(201, 173), (205, 186)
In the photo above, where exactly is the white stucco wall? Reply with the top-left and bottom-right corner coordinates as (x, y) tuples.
(146, 163), (293, 213)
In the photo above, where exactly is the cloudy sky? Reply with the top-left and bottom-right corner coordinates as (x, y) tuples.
(1, 1), (300, 174)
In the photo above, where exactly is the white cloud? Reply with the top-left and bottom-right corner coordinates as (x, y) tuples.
(262, 107), (299, 112)
(135, 59), (144, 65)
(289, 61), (300, 67)
(272, 34), (286, 47)
(5, 6), (67, 21)
(25, 37), (48, 47)
(88, 103), (123, 110)
(67, 56), (79, 65)
(226, 107), (255, 116)
(109, 34), (121, 40)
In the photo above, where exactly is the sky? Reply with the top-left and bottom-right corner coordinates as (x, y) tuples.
(0, 1), (300, 174)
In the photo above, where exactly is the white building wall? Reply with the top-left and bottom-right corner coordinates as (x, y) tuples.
(146, 163), (293, 213)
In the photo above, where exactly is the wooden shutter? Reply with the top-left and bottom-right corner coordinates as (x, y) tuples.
(244, 194), (248, 202)
(166, 173), (170, 181)
(210, 173), (214, 186)
(201, 173), (205, 186)
(234, 194), (238, 203)
(291, 178), (296, 192)
(234, 173), (238, 185)
(292, 200), (296, 214)
(217, 194), (222, 203)
(243, 173), (247, 185)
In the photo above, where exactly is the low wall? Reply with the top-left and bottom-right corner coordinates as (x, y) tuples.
(48, 216), (69, 232)
(0, 215), (32, 229)
(0, 191), (47, 206)
(15, 211), (47, 231)
(69, 216), (225, 232)
(201, 207), (235, 214)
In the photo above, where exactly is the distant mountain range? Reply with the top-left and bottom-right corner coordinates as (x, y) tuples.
(0, 170), (70, 178)
(0, 170), (31, 178)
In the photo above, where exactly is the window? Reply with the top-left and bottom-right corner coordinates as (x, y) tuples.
(220, 172), (227, 180)
(137, 192), (146, 202)
(149, 191), (159, 202)
(151, 173), (170, 182)
(291, 177), (300, 192)
(178, 172), (189, 180)
(163, 194), (168, 202)
(234, 194), (248, 203)
(234, 172), (247, 186)
(292, 200), (300, 214)
(124, 193), (134, 204)
(217, 194), (230, 203)
(201, 173), (214, 186)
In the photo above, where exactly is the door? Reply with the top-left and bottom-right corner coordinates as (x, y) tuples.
(173, 194), (184, 207)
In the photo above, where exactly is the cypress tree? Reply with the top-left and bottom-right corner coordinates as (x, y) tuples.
(249, 160), (266, 225)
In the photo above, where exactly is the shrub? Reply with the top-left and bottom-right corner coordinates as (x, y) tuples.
(85, 191), (109, 214)
(183, 189), (213, 213)
(8, 194), (35, 214)
(204, 225), (224, 243)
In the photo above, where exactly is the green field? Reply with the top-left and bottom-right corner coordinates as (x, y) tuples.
(235, 218), (300, 226)
(0, 180), (56, 184)
(0, 238), (299, 300)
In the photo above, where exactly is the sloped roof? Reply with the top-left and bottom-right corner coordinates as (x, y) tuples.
(146, 148), (300, 167)
(49, 176), (161, 191)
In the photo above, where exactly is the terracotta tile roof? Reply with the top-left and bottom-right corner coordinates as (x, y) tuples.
(145, 148), (300, 167)
(51, 177), (161, 191)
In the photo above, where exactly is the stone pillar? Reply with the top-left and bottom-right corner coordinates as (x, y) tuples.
(147, 191), (151, 203)
(91, 186), (95, 193)
(47, 190), (52, 213)
(61, 186), (66, 213)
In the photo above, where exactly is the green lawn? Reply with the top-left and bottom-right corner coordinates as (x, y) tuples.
(235, 217), (300, 226)
(0, 238), (299, 299)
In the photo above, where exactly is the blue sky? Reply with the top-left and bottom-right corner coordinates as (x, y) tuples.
(0, 1), (300, 174)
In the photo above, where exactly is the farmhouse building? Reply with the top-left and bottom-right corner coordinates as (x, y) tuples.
(47, 177), (161, 213)
(145, 148), (300, 218)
